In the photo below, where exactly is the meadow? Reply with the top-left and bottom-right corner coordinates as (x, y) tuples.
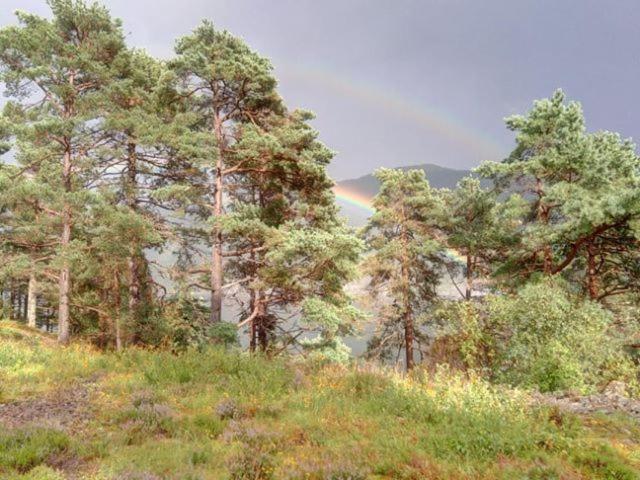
(1, 322), (639, 480)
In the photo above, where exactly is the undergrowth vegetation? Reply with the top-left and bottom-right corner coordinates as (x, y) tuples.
(432, 279), (639, 394)
(1, 322), (639, 479)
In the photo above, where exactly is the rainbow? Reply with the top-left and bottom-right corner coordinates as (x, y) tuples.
(333, 184), (467, 264)
(333, 184), (375, 215)
(277, 65), (505, 160)
(277, 63), (481, 265)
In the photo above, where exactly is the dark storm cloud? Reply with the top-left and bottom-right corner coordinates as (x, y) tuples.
(3, 1), (640, 179)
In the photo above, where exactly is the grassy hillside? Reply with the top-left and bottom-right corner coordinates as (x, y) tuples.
(1, 321), (639, 480)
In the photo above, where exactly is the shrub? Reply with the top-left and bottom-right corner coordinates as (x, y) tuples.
(281, 454), (370, 480)
(118, 392), (178, 444)
(207, 322), (239, 347)
(430, 300), (491, 371)
(486, 279), (638, 392)
(571, 444), (639, 480)
(413, 367), (572, 461)
(224, 421), (281, 480)
(300, 335), (352, 365)
(432, 279), (638, 393)
(215, 398), (244, 420)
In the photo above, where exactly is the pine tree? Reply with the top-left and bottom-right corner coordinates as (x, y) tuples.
(170, 21), (281, 324)
(0, 0), (127, 343)
(440, 177), (522, 299)
(362, 169), (444, 370)
(558, 131), (640, 300)
(100, 49), (192, 343)
(224, 110), (363, 356)
(0, 169), (56, 328)
(478, 90), (640, 298)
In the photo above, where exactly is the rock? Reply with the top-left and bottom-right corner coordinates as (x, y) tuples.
(215, 398), (243, 420)
(531, 384), (640, 419)
(603, 380), (628, 397)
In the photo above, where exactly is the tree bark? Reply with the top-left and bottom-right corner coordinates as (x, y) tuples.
(249, 289), (257, 353)
(58, 72), (75, 346)
(210, 113), (225, 323)
(9, 281), (16, 320)
(400, 221), (414, 371)
(58, 142), (72, 345)
(465, 254), (473, 300)
(18, 283), (25, 320)
(586, 244), (599, 300)
(27, 271), (37, 328)
(1, 284), (6, 319)
(114, 272), (123, 351)
(125, 140), (143, 333)
(403, 309), (414, 371)
(255, 292), (273, 353)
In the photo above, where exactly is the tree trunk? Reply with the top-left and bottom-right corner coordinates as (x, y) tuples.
(128, 256), (141, 319)
(465, 254), (473, 300)
(249, 289), (257, 353)
(125, 140), (143, 334)
(22, 284), (28, 321)
(211, 227), (223, 323)
(210, 113), (225, 323)
(18, 283), (23, 320)
(58, 143), (72, 345)
(256, 292), (271, 353)
(27, 271), (37, 328)
(1, 284), (8, 319)
(17, 283), (24, 320)
(401, 234), (414, 371)
(404, 308), (414, 371)
(58, 72), (76, 346)
(9, 281), (16, 320)
(114, 272), (123, 352)
(586, 244), (599, 300)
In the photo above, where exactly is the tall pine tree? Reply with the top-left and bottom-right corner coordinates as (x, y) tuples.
(363, 169), (444, 370)
(170, 22), (281, 323)
(0, 0), (127, 343)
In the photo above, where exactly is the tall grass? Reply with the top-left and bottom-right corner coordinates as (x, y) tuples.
(0, 321), (639, 479)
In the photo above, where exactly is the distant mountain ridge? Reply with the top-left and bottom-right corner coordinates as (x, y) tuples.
(336, 163), (473, 202)
(335, 163), (474, 226)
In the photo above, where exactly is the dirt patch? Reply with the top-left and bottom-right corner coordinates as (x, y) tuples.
(0, 379), (97, 433)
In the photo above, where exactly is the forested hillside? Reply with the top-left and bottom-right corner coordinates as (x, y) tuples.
(1, 1), (640, 479)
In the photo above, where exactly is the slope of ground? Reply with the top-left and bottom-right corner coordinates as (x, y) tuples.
(1, 321), (639, 480)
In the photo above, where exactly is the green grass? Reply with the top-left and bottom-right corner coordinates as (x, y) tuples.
(0, 320), (639, 479)
(0, 428), (70, 473)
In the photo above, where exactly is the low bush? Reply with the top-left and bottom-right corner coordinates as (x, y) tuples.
(487, 280), (638, 392)
(433, 279), (639, 393)
(224, 420), (282, 480)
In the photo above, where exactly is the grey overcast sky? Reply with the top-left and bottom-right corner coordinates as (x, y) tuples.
(2, 1), (640, 180)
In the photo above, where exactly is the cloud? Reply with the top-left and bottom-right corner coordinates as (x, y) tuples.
(2, 0), (639, 179)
